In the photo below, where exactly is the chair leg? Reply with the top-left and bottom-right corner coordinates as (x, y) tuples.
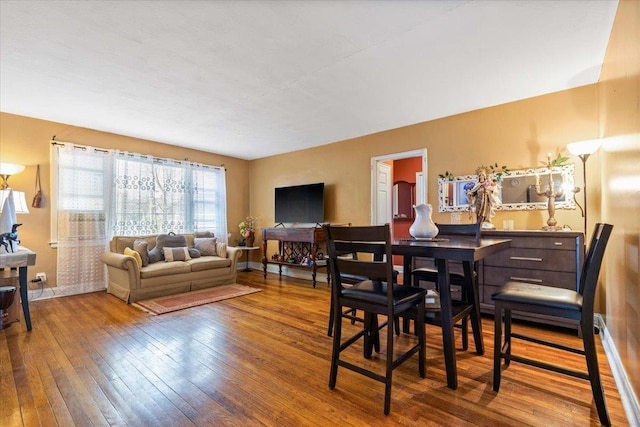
(461, 316), (469, 351)
(504, 309), (512, 366)
(329, 304), (342, 390)
(364, 312), (377, 359)
(384, 315), (395, 415)
(417, 302), (426, 379)
(581, 318), (611, 426)
(327, 301), (335, 337)
(493, 303), (503, 392)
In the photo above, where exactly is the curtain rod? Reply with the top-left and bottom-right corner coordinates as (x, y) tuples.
(50, 135), (226, 170)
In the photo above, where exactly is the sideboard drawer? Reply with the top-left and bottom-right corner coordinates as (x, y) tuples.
(483, 265), (576, 290)
(484, 248), (577, 273)
(503, 236), (579, 251)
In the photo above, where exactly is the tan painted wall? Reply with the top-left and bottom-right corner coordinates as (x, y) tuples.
(0, 112), (250, 287)
(251, 85), (599, 234)
(599, 0), (640, 405)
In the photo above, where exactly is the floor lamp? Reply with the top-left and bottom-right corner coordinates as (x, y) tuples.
(567, 139), (601, 236)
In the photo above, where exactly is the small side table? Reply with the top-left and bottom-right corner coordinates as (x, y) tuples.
(0, 246), (36, 331)
(237, 246), (260, 272)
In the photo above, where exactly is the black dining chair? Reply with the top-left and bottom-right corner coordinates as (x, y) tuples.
(409, 222), (481, 350)
(324, 224), (426, 415)
(326, 249), (400, 339)
(492, 223), (613, 426)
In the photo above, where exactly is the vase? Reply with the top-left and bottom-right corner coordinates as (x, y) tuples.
(246, 232), (255, 247)
(409, 204), (439, 239)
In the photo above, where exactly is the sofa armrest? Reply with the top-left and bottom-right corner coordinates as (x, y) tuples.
(101, 251), (141, 290)
(226, 246), (242, 273)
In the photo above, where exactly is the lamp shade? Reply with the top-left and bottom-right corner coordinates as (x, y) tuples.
(567, 139), (602, 156)
(12, 191), (30, 214)
(0, 190), (30, 214)
(0, 163), (25, 176)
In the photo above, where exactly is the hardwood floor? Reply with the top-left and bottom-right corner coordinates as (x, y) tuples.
(1, 270), (629, 426)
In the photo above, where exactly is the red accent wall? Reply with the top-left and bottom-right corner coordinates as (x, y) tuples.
(392, 157), (421, 265)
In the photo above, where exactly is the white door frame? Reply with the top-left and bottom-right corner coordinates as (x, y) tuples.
(370, 149), (428, 226)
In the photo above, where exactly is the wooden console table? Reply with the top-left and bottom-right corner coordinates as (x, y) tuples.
(0, 247), (36, 331)
(262, 227), (327, 287)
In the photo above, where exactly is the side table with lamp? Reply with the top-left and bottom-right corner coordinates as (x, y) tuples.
(0, 162), (35, 331)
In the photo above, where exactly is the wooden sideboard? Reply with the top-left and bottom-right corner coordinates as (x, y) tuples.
(479, 230), (584, 330)
(262, 227), (327, 287)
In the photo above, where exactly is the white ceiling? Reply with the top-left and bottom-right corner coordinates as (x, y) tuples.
(1, 1), (618, 160)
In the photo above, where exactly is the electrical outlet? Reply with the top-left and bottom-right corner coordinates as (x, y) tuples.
(36, 272), (47, 282)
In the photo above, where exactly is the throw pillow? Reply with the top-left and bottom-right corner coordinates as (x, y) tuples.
(124, 247), (143, 268)
(163, 246), (191, 262)
(148, 232), (188, 263)
(188, 248), (201, 258)
(194, 231), (215, 238)
(133, 239), (150, 267)
(216, 242), (227, 258)
(194, 237), (217, 256)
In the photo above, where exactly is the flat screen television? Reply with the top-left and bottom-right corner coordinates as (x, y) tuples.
(275, 183), (325, 224)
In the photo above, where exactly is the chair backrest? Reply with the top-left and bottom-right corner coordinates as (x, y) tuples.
(579, 223), (613, 316)
(324, 224), (394, 306)
(436, 223), (481, 243)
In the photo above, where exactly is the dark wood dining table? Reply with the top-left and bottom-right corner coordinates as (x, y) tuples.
(392, 236), (510, 389)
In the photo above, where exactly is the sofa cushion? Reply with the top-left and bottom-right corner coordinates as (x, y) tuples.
(140, 261), (191, 279)
(194, 237), (217, 256)
(111, 235), (156, 255)
(134, 239), (150, 266)
(195, 231), (215, 238)
(149, 233), (188, 263)
(124, 247), (142, 268)
(188, 256), (231, 272)
(163, 247), (191, 262)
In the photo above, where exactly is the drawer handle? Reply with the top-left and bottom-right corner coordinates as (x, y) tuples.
(510, 256), (543, 262)
(554, 242), (563, 246)
(510, 276), (543, 283)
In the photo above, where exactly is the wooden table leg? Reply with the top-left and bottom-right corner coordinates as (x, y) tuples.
(436, 258), (457, 389)
(464, 261), (484, 355)
(19, 266), (32, 331)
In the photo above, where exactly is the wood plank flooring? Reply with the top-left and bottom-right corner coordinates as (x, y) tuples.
(1, 270), (629, 426)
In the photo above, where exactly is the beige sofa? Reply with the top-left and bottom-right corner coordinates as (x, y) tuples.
(101, 234), (241, 303)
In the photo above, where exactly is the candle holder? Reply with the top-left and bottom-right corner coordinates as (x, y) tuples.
(535, 156), (564, 231)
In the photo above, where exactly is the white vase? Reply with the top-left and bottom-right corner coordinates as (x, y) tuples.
(409, 204), (439, 239)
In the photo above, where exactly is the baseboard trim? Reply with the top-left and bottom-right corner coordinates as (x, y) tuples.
(595, 314), (640, 425)
(248, 262), (329, 285)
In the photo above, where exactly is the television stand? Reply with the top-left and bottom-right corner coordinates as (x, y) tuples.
(262, 227), (327, 287)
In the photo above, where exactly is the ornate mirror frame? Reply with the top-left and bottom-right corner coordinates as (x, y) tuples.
(438, 164), (576, 212)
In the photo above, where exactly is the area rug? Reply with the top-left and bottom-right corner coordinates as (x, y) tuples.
(133, 284), (262, 315)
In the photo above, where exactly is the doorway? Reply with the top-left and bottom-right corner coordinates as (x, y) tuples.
(371, 149), (427, 272)
(371, 149), (428, 227)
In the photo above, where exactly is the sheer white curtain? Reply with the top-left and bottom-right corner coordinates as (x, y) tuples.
(110, 152), (227, 238)
(55, 144), (113, 296)
(192, 163), (228, 241)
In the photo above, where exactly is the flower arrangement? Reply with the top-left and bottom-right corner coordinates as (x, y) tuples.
(239, 216), (257, 238)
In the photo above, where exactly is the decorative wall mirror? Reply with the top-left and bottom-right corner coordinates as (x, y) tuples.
(438, 164), (576, 212)
(393, 180), (415, 219)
